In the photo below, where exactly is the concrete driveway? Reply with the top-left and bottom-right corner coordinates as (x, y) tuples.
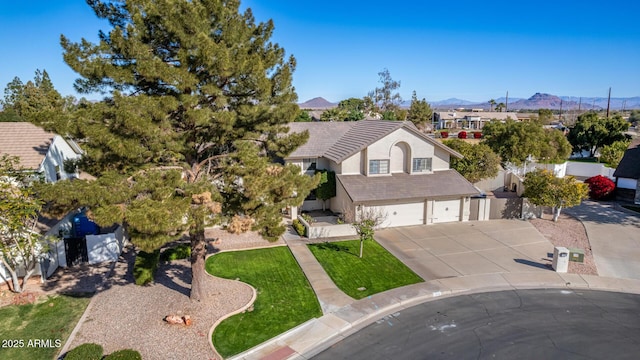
(566, 201), (640, 280)
(375, 219), (555, 281)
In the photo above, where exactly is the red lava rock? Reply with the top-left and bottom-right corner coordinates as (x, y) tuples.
(164, 315), (184, 325)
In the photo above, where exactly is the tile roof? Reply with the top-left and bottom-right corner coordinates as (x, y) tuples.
(0, 122), (54, 169)
(613, 138), (640, 179)
(337, 170), (481, 204)
(286, 122), (356, 158)
(287, 120), (462, 161)
(324, 120), (406, 162)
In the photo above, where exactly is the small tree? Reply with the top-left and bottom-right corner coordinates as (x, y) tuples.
(443, 139), (500, 183)
(406, 91), (433, 130)
(599, 140), (630, 168)
(584, 175), (616, 200)
(346, 206), (387, 258)
(523, 169), (588, 222)
(0, 155), (46, 293)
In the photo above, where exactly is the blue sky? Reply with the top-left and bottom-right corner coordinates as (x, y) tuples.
(1, 0), (639, 104)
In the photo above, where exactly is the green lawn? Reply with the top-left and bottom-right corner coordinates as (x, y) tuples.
(206, 247), (321, 358)
(308, 240), (424, 299)
(0, 294), (91, 360)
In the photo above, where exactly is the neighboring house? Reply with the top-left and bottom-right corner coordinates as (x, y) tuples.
(0, 122), (83, 182)
(434, 111), (519, 130)
(613, 138), (640, 204)
(285, 120), (480, 227)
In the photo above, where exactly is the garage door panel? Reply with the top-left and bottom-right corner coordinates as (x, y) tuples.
(370, 202), (424, 227)
(433, 199), (460, 223)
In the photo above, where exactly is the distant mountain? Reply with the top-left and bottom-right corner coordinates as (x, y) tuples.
(504, 93), (582, 110)
(300, 93), (640, 111)
(560, 96), (640, 110)
(298, 97), (336, 109)
(431, 98), (476, 106)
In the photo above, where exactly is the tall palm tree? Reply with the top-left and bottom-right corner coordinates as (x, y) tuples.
(489, 99), (496, 111)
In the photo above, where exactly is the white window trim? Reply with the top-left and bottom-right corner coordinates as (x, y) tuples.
(369, 159), (390, 175)
(412, 157), (432, 173)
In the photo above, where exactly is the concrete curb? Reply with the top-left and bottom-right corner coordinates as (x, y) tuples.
(229, 273), (640, 360)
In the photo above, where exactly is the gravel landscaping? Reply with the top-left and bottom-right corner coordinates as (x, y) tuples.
(529, 212), (598, 275)
(64, 228), (283, 360)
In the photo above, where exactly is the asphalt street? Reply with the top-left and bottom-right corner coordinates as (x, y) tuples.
(312, 289), (640, 360)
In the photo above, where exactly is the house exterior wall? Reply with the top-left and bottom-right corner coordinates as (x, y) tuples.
(433, 147), (451, 171)
(331, 179), (354, 217)
(40, 136), (82, 183)
(341, 152), (361, 175)
(617, 177), (637, 190)
(361, 128), (454, 175)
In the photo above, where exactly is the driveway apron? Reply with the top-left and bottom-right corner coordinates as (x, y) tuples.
(566, 201), (640, 280)
(374, 219), (555, 281)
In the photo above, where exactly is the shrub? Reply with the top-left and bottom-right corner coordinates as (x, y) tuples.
(133, 249), (160, 285)
(584, 175), (616, 200)
(458, 131), (467, 139)
(292, 219), (306, 236)
(104, 349), (143, 360)
(64, 343), (103, 360)
(473, 132), (482, 139)
(301, 213), (314, 224)
(160, 244), (191, 262)
(440, 131), (449, 138)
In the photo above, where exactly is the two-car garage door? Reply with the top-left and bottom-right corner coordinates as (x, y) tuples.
(369, 202), (424, 228)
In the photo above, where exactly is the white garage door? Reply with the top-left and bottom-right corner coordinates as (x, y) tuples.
(432, 199), (461, 223)
(370, 202), (424, 228)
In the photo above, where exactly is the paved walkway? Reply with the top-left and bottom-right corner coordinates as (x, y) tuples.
(566, 201), (640, 280)
(232, 217), (640, 360)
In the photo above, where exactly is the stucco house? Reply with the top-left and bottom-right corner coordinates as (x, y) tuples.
(434, 111), (519, 130)
(0, 122), (83, 182)
(285, 120), (480, 227)
(613, 138), (640, 204)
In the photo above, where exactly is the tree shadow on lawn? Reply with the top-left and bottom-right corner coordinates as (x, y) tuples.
(312, 241), (358, 257)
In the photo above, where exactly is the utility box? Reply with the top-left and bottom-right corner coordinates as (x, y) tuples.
(569, 248), (585, 263)
(552, 246), (570, 273)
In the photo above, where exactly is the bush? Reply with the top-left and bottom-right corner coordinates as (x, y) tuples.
(65, 343), (103, 360)
(473, 132), (482, 139)
(160, 244), (191, 262)
(440, 131), (449, 138)
(133, 249), (160, 285)
(458, 131), (467, 139)
(104, 349), (143, 360)
(292, 219), (306, 236)
(584, 175), (616, 200)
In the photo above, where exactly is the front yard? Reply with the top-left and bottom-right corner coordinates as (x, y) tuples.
(308, 240), (424, 299)
(205, 246), (321, 358)
(0, 294), (90, 360)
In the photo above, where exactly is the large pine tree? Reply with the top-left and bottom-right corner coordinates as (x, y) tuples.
(47, 0), (318, 300)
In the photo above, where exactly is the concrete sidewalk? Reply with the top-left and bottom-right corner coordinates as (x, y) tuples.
(230, 218), (640, 360)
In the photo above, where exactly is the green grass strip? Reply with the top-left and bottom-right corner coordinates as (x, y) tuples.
(308, 240), (424, 299)
(206, 247), (321, 358)
(0, 294), (91, 360)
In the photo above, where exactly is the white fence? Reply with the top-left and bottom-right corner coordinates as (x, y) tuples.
(565, 161), (616, 179)
(86, 225), (125, 264)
